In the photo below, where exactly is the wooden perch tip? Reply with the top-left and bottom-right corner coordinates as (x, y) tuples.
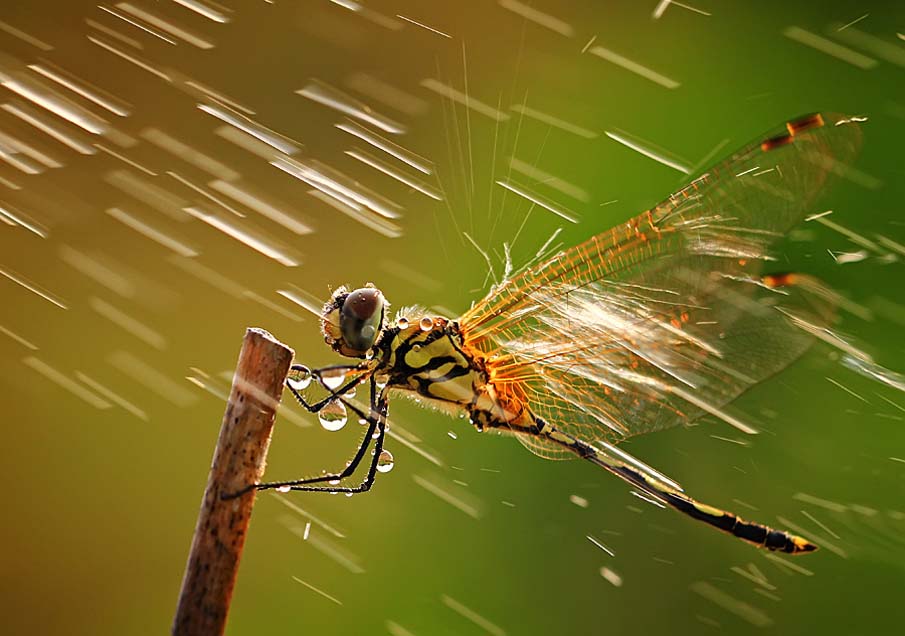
(172, 328), (294, 636)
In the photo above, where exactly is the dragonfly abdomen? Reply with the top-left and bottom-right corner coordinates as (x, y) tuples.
(658, 492), (817, 554)
(535, 425), (818, 553)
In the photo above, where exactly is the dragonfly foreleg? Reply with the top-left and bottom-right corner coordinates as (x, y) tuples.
(285, 362), (369, 412)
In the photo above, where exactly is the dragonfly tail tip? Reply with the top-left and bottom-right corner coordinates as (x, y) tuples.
(790, 535), (819, 554)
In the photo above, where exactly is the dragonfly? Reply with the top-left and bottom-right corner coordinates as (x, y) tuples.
(241, 112), (864, 554)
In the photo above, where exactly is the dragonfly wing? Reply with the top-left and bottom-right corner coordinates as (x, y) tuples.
(459, 113), (862, 459)
(506, 265), (836, 458)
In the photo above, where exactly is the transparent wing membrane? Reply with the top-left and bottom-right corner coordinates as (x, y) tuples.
(459, 113), (862, 459)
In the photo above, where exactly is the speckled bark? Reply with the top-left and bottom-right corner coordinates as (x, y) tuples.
(173, 328), (293, 636)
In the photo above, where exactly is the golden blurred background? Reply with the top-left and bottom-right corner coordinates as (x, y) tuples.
(1, 1), (905, 634)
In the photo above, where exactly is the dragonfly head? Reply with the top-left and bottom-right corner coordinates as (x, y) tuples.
(322, 285), (387, 358)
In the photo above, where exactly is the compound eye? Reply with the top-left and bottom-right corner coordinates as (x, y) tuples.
(340, 288), (384, 353)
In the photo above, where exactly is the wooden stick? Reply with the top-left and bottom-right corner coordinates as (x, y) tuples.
(173, 328), (294, 636)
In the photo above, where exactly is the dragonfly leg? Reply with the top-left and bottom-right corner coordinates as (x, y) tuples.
(537, 423), (817, 554)
(275, 405), (387, 494)
(223, 378), (388, 499)
(285, 362), (370, 413)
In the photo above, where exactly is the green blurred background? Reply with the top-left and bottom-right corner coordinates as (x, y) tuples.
(1, 1), (904, 634)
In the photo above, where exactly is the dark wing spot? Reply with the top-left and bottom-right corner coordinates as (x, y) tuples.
(760, 133), (794, 152)
(786, 113), (824, 136)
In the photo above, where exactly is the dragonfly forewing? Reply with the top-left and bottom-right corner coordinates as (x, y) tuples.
(459, 113), (862, 459)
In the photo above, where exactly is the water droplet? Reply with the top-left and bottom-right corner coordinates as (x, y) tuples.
(277, 485), (291, 493)
(396, 317), (409, 329)
(365, 348), (375, 360)
(318, 400), (348, 432)
(447, 431), (458, 440)
(569, 494), (589, 508)
(412, 344), (421, 352)
(419, 317), (433, 331)
(358, 418), (367, 426)
(329, 479), (341, 486)
(374, 372), (389, 389)
(287, 366), (312, 391)
(320, 369), (346, 391)
(345, 492), (354, 497)
(376, 449), (395, 473)
(600, 566), (623, 587)
(344, 387), (356, 399)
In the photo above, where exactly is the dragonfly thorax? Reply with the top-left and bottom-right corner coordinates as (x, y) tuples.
(379, 314), (529, 431)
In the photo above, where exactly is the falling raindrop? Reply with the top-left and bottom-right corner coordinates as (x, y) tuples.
(569, 494), (589, 508)
(600, 567), (623, 587)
